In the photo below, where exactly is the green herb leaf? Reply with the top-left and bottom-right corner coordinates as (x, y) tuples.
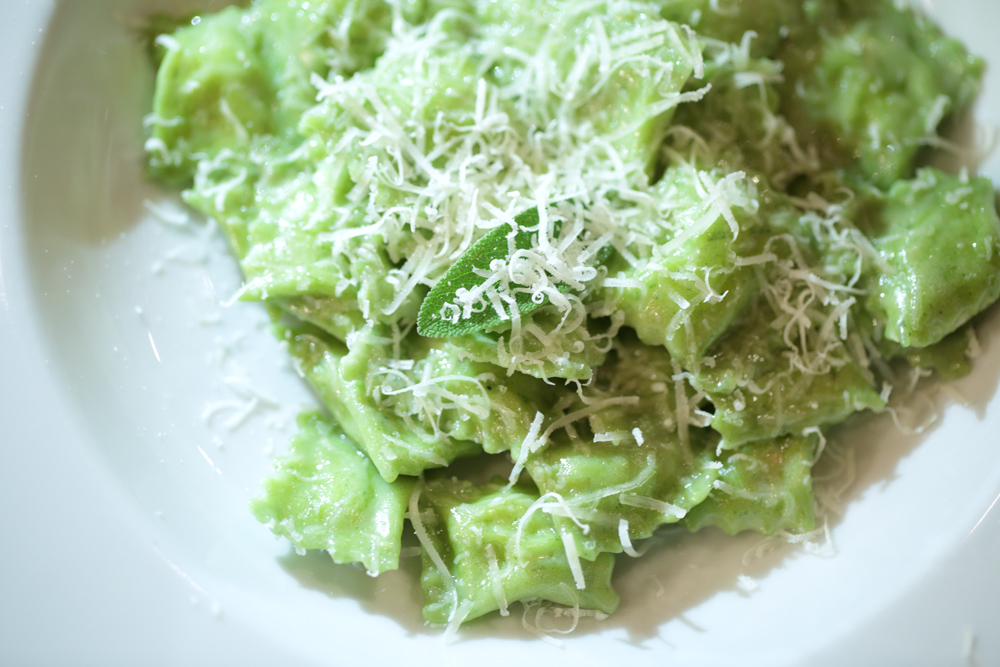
(417, 208), (551, 337)
(417, 207), (616, 338)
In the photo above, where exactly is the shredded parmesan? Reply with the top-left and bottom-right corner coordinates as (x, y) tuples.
(560, 529), (586, 590)
(515, 492), (591, 562)
(442, 598), (475, 642)
(145, 0), (998, 639)
(485, 543), (509, 617)
(407, 480), (458, 620)
(618, 519), (641, 557)
(507, 412), (546, 488)
(620, 493), (688, 519)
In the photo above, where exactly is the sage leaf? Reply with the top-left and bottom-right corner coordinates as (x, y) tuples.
(417, 205), (617, 337)
(417, 208), (555, 337)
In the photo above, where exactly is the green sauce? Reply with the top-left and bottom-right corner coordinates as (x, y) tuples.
(147, 0), (999, 628)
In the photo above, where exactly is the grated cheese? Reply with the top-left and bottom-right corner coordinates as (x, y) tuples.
(407, 479), (458, 619)
(515, 492), (591, 563)
(442, 598), (475, 643)
(506, 411), (546, 488)
(619, 493), (688, 520)
(146, 0), (1000, 639)
(560, 529), (587, 590)
(618, 519), (641, 557)
(484, 543), (510, 617)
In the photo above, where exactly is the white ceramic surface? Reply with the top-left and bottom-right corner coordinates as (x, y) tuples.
(2, 1), (1000, 665)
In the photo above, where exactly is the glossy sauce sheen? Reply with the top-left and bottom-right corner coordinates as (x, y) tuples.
(145, 0), (999, 627)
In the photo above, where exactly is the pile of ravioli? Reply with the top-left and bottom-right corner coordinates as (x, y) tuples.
(147, 0), (1000, 626)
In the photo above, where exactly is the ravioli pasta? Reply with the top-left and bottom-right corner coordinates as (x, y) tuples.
(146, 0), (1000, 627)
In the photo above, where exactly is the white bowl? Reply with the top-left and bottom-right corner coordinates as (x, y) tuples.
(2, 1), (1000, 665)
